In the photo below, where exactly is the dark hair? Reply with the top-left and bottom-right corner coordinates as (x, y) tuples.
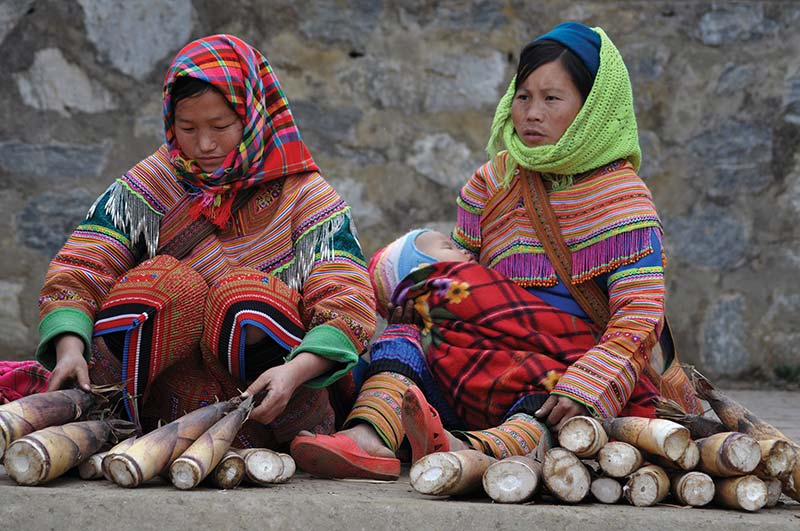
(171, 76), (222, 106)
(515, 40), (595, 102)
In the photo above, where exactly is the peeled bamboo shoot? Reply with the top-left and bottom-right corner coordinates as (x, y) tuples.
(755, 439), (796, 479)
(602, 417), (690, 461)
(713, 475), (767, 512)
(0, 389), (95, 459)
(591, 477), (623, 504)
(236, 448), (287, 486)
(558, 416), (608, 459)
(624, 465), (670, 507)
(648, 441), (699, 471)
(696, 432), (761, 477)
(410, 450), (496, 496)
(764, 478), (782, 508)
(542, 448), (590, 503)
(210, 451), (245, 489)
(78, 452), (107, 480)
(670, 471), (714, 507)
(4, 420), (111, 485)
(169, 397), (252, 490)
(482, 455), (542, 503)
(107, 400), (234, 487)
(597, 441), (644, 478)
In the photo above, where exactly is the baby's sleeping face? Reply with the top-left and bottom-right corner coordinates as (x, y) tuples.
(415, 231), (476, 263)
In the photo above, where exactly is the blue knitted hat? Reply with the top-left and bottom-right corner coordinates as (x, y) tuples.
(535, 21), (601, 76)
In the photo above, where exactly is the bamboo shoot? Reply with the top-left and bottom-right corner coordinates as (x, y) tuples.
(602, 417), (690, 461)
(558, 416), (608, 459)
(713, 475), (767, 512)
(624, 465), (670, 507)
(410, 450), (496, 496)
(542, 448), (590, 503)
(482, 455), (542, 503)
(670, 471), (714, 507)
(591, 477), (623, 504)
(764, 478), (782, 508)
(210, 451), (245, 489)
(597, 441), (644, 478)
(755, 439), (796, 479)
(696, 432), (761, 477)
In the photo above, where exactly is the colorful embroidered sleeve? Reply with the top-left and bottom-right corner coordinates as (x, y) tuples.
(36, 187), (143, 369)
(552, 228), (665, 418)
(291, 213), (377, 388)
(453, 160), (493, 256)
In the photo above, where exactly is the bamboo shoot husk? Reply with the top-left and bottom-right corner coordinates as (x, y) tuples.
(482, 455), (542, 503)
(542, 448), (590, 503)
(169, 396), (252, 490)
(591, 477), (623, 504)
(755, 439), (796, 479)
(410, 450), (496, 496)
(655, 398), (727, 439)
(210, 451), (245, 489)
(764, 478), (782, 508)
(690, 368), (793, 443)
(4, 420), (112, 485)
(0, 389), (95, 460)
(623, 465), (670, 507)
(601, 417), (690, 461)
(696, 432), (761, 477)
(713, 475), (767, 512)
(597, 441), (644, 478)
(670, 471), (714, 507)
(558, 416), (608, 459)
(107, 400), (234, 488)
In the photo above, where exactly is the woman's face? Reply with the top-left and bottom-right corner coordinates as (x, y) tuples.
(511, 60), (583, 147)
(173, 89), (244, 173)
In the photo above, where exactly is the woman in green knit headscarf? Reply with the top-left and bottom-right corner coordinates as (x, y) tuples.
(453, 22), (700, 430)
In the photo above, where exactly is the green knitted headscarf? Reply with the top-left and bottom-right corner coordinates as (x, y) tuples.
(486, 27), (641, 187)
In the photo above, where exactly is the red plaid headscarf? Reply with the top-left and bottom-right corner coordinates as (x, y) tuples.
(163, 34), (318, 227)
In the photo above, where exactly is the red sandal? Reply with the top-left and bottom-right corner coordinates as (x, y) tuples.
(290, 433), (400, 481)
(401, 385), (450, 464)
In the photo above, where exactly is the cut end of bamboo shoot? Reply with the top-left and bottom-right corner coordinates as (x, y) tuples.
(170, 457), (203, 490)
(211, 451), (245, 490)
(624, 465), (670, 507)
(410, 452), (463, 496)
(671, 471), (714, 507)
(4, 439), (48, 486)
(482, 456), (541, 503)
(591, 477), (622, 504)
(243, 449), (285, 485)
(276, 453), (296, 483)
(558, 416), (607, 458)
(598, 442), (643, 478)
(107, 455), (143, 488)
(757, 439), (797, 479)
(764, 478), (782, 508)
(542, 448), (590, 503)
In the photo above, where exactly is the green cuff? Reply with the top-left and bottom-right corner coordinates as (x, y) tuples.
(36, 308), (94, 370)
(287, 324), (359, 388)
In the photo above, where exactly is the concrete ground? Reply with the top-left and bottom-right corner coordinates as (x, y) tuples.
(1, 390), (798, 531)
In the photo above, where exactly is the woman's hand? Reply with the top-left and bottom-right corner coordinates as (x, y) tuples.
(535, 394), (590, 432)
(387, 299), (421, 326)
(243, 363), (301, 424)
(48, 334), (91, 391)
(242, 351), (336, 425)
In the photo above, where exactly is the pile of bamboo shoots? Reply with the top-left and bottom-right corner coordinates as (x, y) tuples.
(1, 389), (297, 490)
(409, 372), (799, 512)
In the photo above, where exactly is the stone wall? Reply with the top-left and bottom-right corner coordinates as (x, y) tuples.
(1, 0), (799, 380)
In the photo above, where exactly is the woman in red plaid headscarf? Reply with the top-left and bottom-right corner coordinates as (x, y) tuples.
(36, 35), (375, 447)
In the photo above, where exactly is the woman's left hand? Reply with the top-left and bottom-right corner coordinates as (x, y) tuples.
(243, 364), (301, 424)
(535, 394), (590, 432)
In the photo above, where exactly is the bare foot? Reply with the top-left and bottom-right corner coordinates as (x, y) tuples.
(297, 424), (395, 459)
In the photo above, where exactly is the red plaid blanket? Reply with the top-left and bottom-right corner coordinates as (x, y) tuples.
(399, 262), (658, 428)
(0, 360), (50, 404)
